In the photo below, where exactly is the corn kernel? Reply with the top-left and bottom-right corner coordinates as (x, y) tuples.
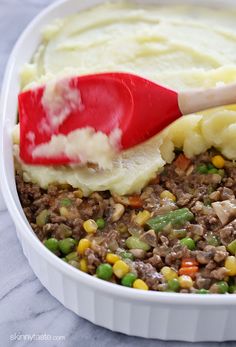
(106, 253), (120, 264)
(134, 210), (151, 226)
(225, 256), (236, 276)
(178, 275), (193, 289)
(77, 239), (91, 255)
(212, 155), (225, 169)
(161, 266), (178, 281)
(133, 279), (149, 290)
(74, 189), (84, 198)
(59, 206), (69, 218)
(160, 190), (176, 202)
(83, 219), (98, 233)
(79, 258), (88, 272)
(113, 260), (130, 278)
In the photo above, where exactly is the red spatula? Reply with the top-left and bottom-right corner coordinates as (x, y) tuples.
(18, 72), (236, 165)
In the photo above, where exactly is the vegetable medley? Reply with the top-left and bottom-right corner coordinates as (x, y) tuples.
(16, 150), (236, 293)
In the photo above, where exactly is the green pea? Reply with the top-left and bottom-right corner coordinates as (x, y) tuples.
(58, 238), (76, 255)
(229, 285), (236, 293)
(44, 238), (59, 253)
(196, 164), (208, 174)
(60, 198), (72, 207)
(217, 281), (229, 294)
(197, 289), (209, 294)
(36, 209), (50, 227)
(180, 237), (196, 250)
(96, 263), (113, 280)
(120, 251), (135, 261)
(65, 251), (78, 262)
(121, 273), (137, 287)
(126, 236), (151, 251)
(227, 240), (236, 255)
(96, 218), (105, 229)
(168, 279), (180, 292)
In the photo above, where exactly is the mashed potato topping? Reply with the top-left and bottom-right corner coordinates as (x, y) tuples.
(31, 127), (121, 169)
(40, 78), (84, 131)
(15, 2), (236, 195)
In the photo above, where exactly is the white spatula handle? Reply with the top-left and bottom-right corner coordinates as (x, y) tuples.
(178, 83), (236, 115)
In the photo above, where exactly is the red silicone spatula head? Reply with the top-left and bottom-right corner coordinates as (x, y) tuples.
(18, 72), (182, 165)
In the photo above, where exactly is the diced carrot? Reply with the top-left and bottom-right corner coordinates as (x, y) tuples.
(128, 195), (143, 208)
(174, 154), (191, 171)
(178, 266), (199, 278)
(181, 258), (199, 268)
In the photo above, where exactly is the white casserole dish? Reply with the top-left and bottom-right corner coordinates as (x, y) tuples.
(1, 0), (236, 341)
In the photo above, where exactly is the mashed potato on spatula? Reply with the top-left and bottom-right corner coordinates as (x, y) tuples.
(14, 2), (236, 196)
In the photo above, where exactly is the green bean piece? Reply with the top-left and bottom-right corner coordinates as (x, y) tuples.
(36, 209), (50, 227)
(126, 236), (151, 251)
(227, 240), (236, 255)
(121, 273), (137, 287)
(208, 168), (219, 174)
(120, 251), (135, 261)
(65, 251), (79, 262)
(60, 198), (72, 207)
(59, 238), (76, 255)
(196, 164), (208, 174)
(207, 163), (215, 170)
(68, 260), (80, 268)
(44, 238), (59, 253)
(146, 208), (194, 233)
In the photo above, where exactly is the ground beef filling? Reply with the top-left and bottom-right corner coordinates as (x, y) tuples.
(16, 150), (236, 294)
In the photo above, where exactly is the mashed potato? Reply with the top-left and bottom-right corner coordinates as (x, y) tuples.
(15, 1), (236, 195)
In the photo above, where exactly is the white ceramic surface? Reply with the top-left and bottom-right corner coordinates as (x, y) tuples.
(1, 0), (236, 341)
(0, 191), (6, 211)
